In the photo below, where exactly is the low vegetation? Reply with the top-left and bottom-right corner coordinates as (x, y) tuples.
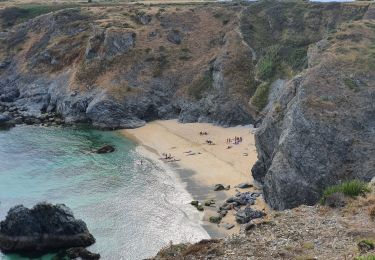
(0, 4), (76, 28)
(321, 180), (370, 204)
(250, 82), (270, 111)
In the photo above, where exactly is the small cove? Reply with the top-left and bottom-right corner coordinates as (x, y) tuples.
(0, 125), (209, 260)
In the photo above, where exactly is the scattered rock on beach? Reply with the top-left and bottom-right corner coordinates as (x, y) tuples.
(236, 183), (253, 189)
(209, 215), (222, 224)
(214, 184), (225, 191)
(204, 200), (215, 206)
(0, 203), (95, 253)
(96, 145), (115, 154)
(191, 201), (204, 211)
(222, 223), (234, 230)
(235, 207), (265, 224)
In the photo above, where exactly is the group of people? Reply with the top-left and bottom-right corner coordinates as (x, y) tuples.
(162, 153), (173, 160)
(226, 136), (243, 145)
(199, 131), (208, 135)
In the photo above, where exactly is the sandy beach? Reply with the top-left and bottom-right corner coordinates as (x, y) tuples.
(121, 120), (267, 236)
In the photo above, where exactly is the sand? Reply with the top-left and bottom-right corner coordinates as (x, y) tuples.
(120, 120), (267, 236)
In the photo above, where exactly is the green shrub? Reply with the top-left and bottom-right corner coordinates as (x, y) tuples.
(250, 82), (270, 111)
(354, 255), (375, 260)
(344, 77), (360, 92)
(256, 46), (280, 80)
(321, 180), (370, 204)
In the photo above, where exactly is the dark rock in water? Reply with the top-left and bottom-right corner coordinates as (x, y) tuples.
(167, 30), (183, 44)
(0, 203), (95, 253)
(96, 145), (115, 154)
(190, 201), (204, 211)
(54, 247), (100, 260)
(0, 114), (15, 128)
(204, 200), (215, 206)
(235, 207), (265, 224)
(190, 200), (199, 207)
(214, 184), (225, 191)
(325, 192), (346, 208)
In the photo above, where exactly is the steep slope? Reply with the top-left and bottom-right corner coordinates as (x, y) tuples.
(0, 4), (255, 129)
(252, 17), (375, 209)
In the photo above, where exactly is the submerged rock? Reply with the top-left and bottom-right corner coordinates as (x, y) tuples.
(0, 203), (95, 253)
(54, 247), (100, 260)
(0, 114), (15, 129)
(96, 145), (115, 154)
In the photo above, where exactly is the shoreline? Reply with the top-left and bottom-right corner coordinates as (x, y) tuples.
(120, 120), (267, 237)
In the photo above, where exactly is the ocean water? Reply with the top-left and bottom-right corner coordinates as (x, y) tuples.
(0, 125), (209, 260)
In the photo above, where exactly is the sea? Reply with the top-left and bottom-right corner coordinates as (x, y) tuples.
(0, 125), (209, 260)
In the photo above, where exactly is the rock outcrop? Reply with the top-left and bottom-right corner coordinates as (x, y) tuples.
(252, 19), (375, 209)
(0, 203), (95, 253)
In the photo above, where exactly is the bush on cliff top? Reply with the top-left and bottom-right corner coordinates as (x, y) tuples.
(321, 180), (370, 204)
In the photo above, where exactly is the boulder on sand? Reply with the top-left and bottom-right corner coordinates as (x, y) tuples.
(96, 145), (115, 154)
(0, 203), (95, 253)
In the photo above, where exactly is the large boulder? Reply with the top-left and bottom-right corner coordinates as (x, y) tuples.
(0, 203), (95, 253)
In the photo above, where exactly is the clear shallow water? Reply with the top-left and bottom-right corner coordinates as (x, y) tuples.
(0, 125), (209, 260)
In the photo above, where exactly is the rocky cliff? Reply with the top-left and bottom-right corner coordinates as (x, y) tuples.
(0, 0), (374, 209)
(252, 5), (375, 209)
(0, 3), (256, 129)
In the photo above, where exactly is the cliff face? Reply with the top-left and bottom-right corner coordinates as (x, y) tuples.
(252, 15), (375, 209)
(1, 1), (374, 209)
(0, 4), (256, 129)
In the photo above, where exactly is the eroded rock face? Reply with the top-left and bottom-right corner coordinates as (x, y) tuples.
(252, 21), (375, 210)
(0, 203), (95, 253)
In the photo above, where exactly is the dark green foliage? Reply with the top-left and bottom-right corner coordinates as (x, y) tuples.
(355, 256), (375, 260)
(343, 77), (360, 92)
(320, 180), (370, 204)
(256, 47), (279, 80)
(250, 82), (270, 111)
(0, 5), (76, 27)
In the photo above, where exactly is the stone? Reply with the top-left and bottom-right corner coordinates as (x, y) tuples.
(0, 203), (95, 253)
(0, 114), (15, 128)
(222, 223), (234, 230)
(236, 183), (253, 189)
(135, 12), (152, 25)
(190, 200), (199, 207)
(214, 184), (225, 191)
(167, 30), (183, 44)
(54, 247), (100, 260)
(96, 145), (115, 154)
(209, 215), (222, 224)
(204, 200), (215, 206)
(235, 207), (265, 224)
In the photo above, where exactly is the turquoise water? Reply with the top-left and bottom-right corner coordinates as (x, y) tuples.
(0, 125), (209, 260)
